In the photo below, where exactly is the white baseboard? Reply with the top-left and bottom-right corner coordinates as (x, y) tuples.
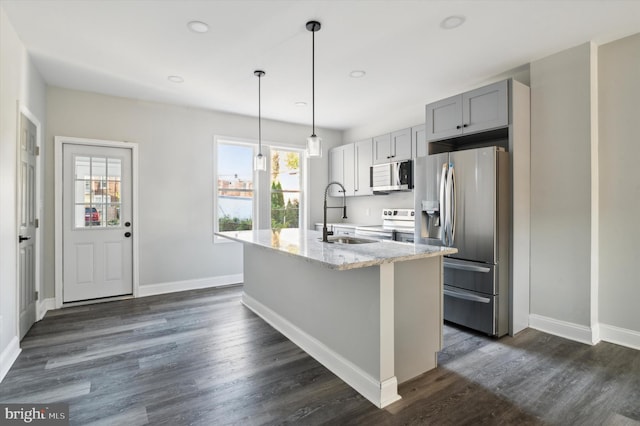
(529, 314), (597, 345)
(138, 274), (243, 298)
(242, 293), (400, 408)
(599, 323), (640, 351)
(0, 336), (21, 383)
(37, 298), (56, 321)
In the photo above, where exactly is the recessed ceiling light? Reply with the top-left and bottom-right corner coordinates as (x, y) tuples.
(187, 20), (209, 33)
(349, 70), (366, 78)
(168, 75), (184, 83)
(440, 15), (466, 30)
(295, 101), (307, 107)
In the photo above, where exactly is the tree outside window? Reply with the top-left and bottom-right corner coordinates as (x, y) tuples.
(270, 149), (301, 229)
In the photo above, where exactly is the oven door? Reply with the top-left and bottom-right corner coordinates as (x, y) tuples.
(354, 227), (394, 241)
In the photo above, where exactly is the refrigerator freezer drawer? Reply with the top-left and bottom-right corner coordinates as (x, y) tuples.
(443, 285), (498, 336)
(444, 258), (496, 295)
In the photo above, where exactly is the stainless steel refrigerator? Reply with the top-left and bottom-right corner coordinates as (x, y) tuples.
(414, 146), (510, 336)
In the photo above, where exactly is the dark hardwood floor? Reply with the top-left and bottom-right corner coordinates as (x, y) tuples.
(1, 285), (638, 425)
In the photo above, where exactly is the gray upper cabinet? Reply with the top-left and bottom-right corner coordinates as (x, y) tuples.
(426, 80), (508, 142)
(373, 133), (391, 164)
(413, 124), (427, 158)
(328, 144), (355, 197)
(373, 128), (412, 164)
(354, 139), (373, 196)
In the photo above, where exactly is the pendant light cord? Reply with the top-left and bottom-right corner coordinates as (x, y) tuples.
(312, 28), (315, 136)
(258, 73), (262, 154)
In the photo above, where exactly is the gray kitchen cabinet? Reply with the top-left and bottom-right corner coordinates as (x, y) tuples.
(413, 124), (427, 157)
(354, 139), (373, 196)
(373, 128), (412, 164)
(328, 143), (355, 197)
(426, 80), (508, 142)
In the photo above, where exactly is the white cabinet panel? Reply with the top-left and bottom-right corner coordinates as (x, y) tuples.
(354, 139), (373, 196)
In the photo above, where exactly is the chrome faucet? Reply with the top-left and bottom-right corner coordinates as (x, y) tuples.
(323, 181), (348, 242)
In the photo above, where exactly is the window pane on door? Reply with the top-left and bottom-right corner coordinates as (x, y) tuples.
(270, 149), (301, 229)
(217, 143), (254, 231)
(73, 155), (124, 229)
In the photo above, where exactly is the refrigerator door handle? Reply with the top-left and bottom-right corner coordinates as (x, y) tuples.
(444, 288), (491, 304)
(448, 164), (456, 245)
(443, 260), (491, 273)
(439, 163), (448, 245)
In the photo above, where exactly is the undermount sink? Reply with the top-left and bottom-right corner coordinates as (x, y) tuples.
(323, 236), (377, 244)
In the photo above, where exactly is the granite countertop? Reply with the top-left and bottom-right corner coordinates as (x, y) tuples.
(215, 228), (457, 271)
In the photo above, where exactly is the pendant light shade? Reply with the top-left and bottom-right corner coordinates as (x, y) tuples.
(254, 70), (267, 171)
(306, 20), (322, 158)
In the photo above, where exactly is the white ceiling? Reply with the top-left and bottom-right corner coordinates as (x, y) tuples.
(3, 0), (640, 131)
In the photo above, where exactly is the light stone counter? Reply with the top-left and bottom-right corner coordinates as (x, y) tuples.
(216, 228), (456, 270)
(216, 228), (456, 409)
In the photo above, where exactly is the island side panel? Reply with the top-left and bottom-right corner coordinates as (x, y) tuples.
(394, 256), (443, 384)
(241, 244), (383, 382)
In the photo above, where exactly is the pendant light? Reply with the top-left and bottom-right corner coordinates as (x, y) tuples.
(254, 70), (267, 171)
(306, 20), (322, 158)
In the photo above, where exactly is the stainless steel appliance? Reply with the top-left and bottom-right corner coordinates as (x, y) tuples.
(355, 208), (415, 241)
(370, 160), (413, 193)
(415, 146), (510, 336)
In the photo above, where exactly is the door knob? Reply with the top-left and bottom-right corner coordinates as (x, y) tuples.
(124, 232), (132, 238)
(125, 222), (131, 227)
(18, 235), (31, 243)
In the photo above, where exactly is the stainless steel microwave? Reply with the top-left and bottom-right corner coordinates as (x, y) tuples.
(370, 160), (413, 193)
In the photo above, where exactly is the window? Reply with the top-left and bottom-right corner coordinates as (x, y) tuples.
(73, 155), (122, 228)
(214, 138), (306, 239)
(270, 149), (301, 229)
(216, 142), (254, 232)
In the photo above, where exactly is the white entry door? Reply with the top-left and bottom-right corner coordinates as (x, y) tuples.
(62, 144), (133, 302)
(18, 113), (38, 338)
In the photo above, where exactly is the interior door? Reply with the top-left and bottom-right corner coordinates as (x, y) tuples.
(18, 113), (37, 339)
(62, 144), (133, 302)
(450, 147), (497, 263)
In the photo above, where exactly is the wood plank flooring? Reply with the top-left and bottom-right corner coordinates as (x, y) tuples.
(1, 285), (639, 425)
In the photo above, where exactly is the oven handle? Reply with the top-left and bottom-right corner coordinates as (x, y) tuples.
(443, 288), (491, 304)
(443, 260), (491, 273)
(354, 229), (394, 240)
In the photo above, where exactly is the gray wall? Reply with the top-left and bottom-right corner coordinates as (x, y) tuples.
(0, 6), (46, 366)
(598, 33), (640, 332)
(529, 43), (595, 327)
(44, 87), (342, 297)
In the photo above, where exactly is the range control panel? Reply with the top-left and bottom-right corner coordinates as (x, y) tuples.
(382, 208), (415, 220)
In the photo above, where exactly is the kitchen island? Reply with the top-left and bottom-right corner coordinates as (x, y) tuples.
(216, 228), (457, 408)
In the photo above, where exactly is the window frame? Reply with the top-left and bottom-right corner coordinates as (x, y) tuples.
(213, 135), (308, 243)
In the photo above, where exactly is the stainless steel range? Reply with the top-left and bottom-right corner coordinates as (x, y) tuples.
(355, 208), (415, 242)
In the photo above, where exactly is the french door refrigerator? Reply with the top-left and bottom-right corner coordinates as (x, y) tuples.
(415, 146), (510, 336)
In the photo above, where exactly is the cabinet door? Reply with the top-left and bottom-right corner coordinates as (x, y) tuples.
(329, 144), (355, 197)
(373, 133), (391, 164)
(426, 94), (463, 142)
(391, 128), (412, 161)
(343, 144), (355, 196)
(413, 124), (427, 158)
(462, 80), (508, 135)
(354, 139), (373, 196)
(328, 147), (344, 197)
